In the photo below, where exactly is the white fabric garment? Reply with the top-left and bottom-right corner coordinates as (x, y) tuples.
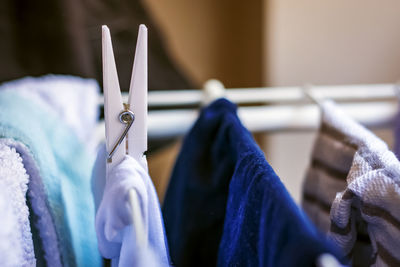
(0, 143), (35, 266)
(0, 180), (28, 267)
(94, 152), (170, 266)
(316, 253), (344, 267)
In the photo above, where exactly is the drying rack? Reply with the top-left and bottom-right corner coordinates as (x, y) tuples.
(97, 82), (399, 141)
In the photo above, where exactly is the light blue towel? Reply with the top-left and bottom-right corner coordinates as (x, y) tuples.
(0, 89), (102, 266)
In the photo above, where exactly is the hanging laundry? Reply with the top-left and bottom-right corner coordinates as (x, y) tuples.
(93, 147), (170, 267)
(0, 76), (102, 266)
(163, 98), (343, 266)
(1, 138), (63, 266)
(302, 104), (357, 233)
(303, 100), (400, 266)
(0, 144), (35, 266)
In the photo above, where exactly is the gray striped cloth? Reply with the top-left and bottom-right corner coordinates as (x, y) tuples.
(302, 101), (400, 266)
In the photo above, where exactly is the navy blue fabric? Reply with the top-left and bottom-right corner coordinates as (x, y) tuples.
(163, 99), (344, 267)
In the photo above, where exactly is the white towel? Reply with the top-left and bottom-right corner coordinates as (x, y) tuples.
(0, 143), (35, 266)
(0, 139), (61, 266)
(329, 142), (400, 266)
(303, 101), (400, 266)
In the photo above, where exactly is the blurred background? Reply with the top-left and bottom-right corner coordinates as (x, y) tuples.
(2, 0), (400, 202)
(144, 0), (400, 202)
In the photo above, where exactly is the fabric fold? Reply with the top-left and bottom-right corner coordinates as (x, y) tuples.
(303, 100), (400, 266)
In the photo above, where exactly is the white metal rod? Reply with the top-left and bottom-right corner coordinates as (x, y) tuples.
(97, 84), (398, 107)
(95, 100), (398, 142)
(148, 101), (397, 138)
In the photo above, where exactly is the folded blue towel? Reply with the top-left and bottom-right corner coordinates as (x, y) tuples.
(163, 98), (344, 266)
(0, 88), (101, 266)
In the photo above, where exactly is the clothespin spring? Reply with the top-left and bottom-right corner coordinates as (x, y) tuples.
(107, 106), (135, 162)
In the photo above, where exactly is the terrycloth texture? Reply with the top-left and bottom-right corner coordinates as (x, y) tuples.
(303, 101), (400, 266)
(0, 144), (35, 266)
(95, 153), (170, 266)
(0, 180), (27, 267)
(0, 88), (102, 266)
(163, 98), (343, 267)
(0, 75), (100, 265)
(1, 139), (61, 266)
(0, 75), (100, 153)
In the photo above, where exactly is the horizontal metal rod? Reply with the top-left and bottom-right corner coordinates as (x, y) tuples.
(95, 100), (398, 141)
(97, 84), (398, 107)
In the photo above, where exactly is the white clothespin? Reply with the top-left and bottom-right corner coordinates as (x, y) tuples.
(102, 24), (148, 247)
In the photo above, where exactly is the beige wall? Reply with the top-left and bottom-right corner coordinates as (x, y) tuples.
(144, 0), (400, 202)
(265, 0), (400, 86)
(264, 0), (400, 202)
(143, 0), (263, 88)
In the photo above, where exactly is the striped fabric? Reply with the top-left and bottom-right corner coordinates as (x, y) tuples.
(302, 101), (400, 266)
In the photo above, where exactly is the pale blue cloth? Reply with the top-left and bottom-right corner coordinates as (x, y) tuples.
(0, 75), (100, 154)
(0, 87), (102, 266)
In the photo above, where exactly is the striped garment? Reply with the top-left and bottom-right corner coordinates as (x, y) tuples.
(302, 101), (400, 266)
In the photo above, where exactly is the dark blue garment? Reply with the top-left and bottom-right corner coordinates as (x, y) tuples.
(163, 99), (344, 266)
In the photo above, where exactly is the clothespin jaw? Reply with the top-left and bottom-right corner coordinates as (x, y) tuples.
(102, 25), (126, 172)
(128, 25), (148, 170)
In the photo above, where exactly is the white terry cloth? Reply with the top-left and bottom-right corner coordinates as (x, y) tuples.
(0, 139), (61, 267)
(303, 100), (400, 266)
(0, 143), (35, 266)
(0, 180), (28, 267)
(94, 153), (170, 267)
(0, 75), (100, 153)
